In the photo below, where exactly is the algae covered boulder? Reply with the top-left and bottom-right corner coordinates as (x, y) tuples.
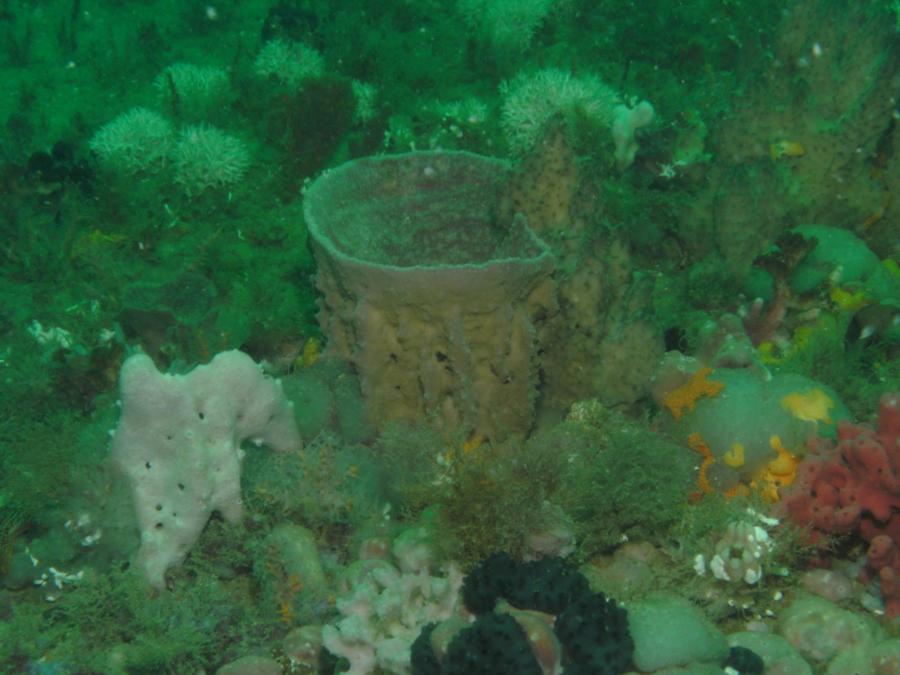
(627, 595), (728, 672)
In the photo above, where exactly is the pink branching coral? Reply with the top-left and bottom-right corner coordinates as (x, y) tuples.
(781, 392), (900, 616)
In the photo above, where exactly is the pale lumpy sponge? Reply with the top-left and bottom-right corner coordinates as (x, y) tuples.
(110, 350), (301, 589)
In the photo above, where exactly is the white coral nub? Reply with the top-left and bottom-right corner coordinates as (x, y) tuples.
(709, 521), (773, 585)
(110, 350), (301, 589)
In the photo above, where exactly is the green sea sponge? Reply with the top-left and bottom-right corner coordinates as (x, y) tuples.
(789, 225), (888, 295)
(500, 68), (621, 154)
(671, 369), (851, 492)
(254, 38), (324, 89)
(745, 225), (898, 304)
(171, 124), (250, 195)
(89, 108), (174, 174)
(458, 0), (558, 56)
(155, 63), (230, 121)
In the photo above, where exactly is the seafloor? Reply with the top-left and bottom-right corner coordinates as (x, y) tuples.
(0, 1), (898, 674)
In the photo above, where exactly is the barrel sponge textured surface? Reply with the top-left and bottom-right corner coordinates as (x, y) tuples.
(110, 350), (301, 589)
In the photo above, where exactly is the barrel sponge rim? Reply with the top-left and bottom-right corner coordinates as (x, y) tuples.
(303, 150), (553, 275)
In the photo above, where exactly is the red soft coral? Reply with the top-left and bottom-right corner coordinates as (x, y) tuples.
(781, 392), (900, 616)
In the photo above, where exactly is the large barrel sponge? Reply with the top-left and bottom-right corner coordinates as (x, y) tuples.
(303, 151), (557, 441)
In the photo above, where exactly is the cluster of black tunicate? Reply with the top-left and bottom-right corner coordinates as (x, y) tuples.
(462, 551), (591, 615)
(442, 612), (544, 675)
(411, 552), (767, 675)
(555, 592), (634, 674)
(410, 623), (442, 675)
(413, 552), (632, 675)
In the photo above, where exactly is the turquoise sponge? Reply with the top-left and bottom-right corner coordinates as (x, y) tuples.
(673, 368), (849, 490)
(745, 224), (897, 303)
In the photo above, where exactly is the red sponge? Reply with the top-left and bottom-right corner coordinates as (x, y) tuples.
(781, 393), (900, 616)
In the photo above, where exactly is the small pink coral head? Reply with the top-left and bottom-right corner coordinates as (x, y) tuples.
(850, 439), (900, 520)
(831, 504), (861, 532)
(880, 574), (900, 618)
(844, 436), (890, 474)
(814, 464), (853, 506)
(867, 534), (896, 569)
(837, 418), (865, 442)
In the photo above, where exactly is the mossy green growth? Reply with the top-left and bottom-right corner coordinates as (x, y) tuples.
(2, 565), (257, 673)
(0, 392), (80, 521)
(554, 402), (696, 556)
(1, 514), (280, 673)
(244, 431), (382, 536)
(672, 493), (774, 564)
(0, 500), (24, 576)
(380, 403), (698, 566)
(436, 440), (565, 566)
(650, 257), (743, 339)
(378, 421), (565, 567)
(252, 523), (332, 627)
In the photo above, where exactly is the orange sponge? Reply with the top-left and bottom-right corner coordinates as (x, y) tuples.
(662, 367), (725, 421)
